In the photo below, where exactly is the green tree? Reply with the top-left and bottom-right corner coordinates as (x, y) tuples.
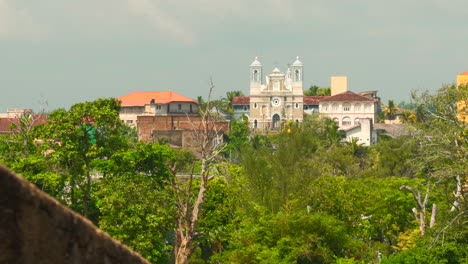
(96, 174), (175, 263)
(304, 85), (331, 96)
(225, 119), (250, 160)
(37, 98), (126, 218)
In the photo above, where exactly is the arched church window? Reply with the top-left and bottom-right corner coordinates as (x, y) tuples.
(355, 103), (361, 112)
(343, 103), (350, 111)
(365, 104), (371, 112)
(253, 70), (258, 81)
(354, 118), (360, 125)
(295, 70), (300, 81)
(254, 120), (258, 128)
(295, 103), (299, 108)
(342, 117), (351, 125)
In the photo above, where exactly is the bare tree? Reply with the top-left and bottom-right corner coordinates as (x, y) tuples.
(400, 184), (437, 236)
(167, 80), (226, 264)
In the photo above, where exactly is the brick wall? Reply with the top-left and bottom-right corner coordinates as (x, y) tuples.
(137, 115), (229, 143)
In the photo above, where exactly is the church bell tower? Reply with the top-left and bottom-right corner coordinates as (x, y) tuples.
(250, 56), (262, 88)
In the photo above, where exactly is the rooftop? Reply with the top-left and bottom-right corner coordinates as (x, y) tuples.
(304, 96), (329, 105)
(232, 96), (250, 105)
(319, 91), (376, 102)
(0, 114), (47, 134)
(118, 91), (197, 107)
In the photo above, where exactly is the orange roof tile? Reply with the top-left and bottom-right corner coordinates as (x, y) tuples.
(459, 72), (468, 75)
(118, 91), (197, 106)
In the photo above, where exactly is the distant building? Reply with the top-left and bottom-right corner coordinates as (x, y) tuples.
(0, 109), (46, 135)
(344, 118), (379, 146)
(457, 72), (468, 124)
(457, 72), (468, 87)
(245, 56), (304, 130)
(0, 108), (33, 118)
(117, 91), (199, 127)
(118, 91), (228, 148)
(137, 115), (228, 149)
(318, 91), (378, 130)
(233, 57), (381, 145)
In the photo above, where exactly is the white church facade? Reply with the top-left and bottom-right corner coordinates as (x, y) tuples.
(233, 56), (381, 145)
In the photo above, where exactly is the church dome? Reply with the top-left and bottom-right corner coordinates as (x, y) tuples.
(250, 56), (262, 67)
(292, 56), (303, 66)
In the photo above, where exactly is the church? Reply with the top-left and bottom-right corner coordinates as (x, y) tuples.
(233, 56), (382, 145)
(233, 56), (305, 130)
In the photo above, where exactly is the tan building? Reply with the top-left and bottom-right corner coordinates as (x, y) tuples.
(117, 91), (199, 127)
(247, 56), (304, 130)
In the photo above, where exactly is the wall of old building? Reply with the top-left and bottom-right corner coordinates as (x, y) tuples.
(0, 165), (150, 264)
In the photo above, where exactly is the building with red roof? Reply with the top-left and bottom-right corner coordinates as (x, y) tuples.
(232, 57), (381, 145)
(0, 113), (47, 135)
(117, 91), (199, 126)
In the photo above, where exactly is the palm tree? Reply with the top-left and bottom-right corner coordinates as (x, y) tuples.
(383, 100), (398, 120)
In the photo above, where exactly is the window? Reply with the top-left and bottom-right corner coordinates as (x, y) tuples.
(253, 70), (258, 81)
(273, 80), (280, 90)
(322, 104), (328, 111)
(178, 104), (182, 110)
(342, 117), (351, 125)
(332, 103), (339, 111)
(243, 106), (247, 111)
(365, 104), (371, 112)
(126, 120), (133, 124)
(295, 103), (299, 108)
(254, 120), (258, 128)
(254, 103), (257, 108)
(156, 105), (162, 110)
(355, 103), (361, 112)
(295, 69), (300, 81)
(304, 105), (309, 110)
(354, 118), (360, 125)
(190, 104), (193, 113)
(343, 103), (350, 111)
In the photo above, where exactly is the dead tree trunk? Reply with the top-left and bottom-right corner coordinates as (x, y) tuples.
(169, 81), (226, 264)
(400, 185), (435, 236)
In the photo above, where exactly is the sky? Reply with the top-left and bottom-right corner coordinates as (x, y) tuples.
(1, 0), (468, 112)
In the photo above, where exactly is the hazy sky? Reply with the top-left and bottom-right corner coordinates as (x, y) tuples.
(1, 0), (467, 111)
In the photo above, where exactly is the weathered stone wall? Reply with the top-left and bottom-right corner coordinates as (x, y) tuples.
(0, 164), (150, 264)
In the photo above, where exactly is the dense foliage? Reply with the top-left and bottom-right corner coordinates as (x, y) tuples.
(0, 85), (466, 263)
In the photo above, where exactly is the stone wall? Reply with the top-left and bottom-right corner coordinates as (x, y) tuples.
(0, 164), (150, 264)
(137, 115), (229, 143)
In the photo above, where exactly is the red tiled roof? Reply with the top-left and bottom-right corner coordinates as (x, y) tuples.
(232, 96), (250, 105)
(459, 72), (468, 75)
(304, 96), (329, 105)
(118, 91), (197, 106)
(319, 91), (375, 102)
(0, 114), (47, 133)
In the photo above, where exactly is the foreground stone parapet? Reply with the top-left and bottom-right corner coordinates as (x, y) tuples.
(0, 164), (150, 264)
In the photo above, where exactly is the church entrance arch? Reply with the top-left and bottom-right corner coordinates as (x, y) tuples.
(272, 114), (280, 129)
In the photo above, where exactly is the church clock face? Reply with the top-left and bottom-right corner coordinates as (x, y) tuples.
(271, 97), (281, 107)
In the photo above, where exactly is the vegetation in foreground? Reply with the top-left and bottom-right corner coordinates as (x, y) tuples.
(0, 85), (467, 263)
